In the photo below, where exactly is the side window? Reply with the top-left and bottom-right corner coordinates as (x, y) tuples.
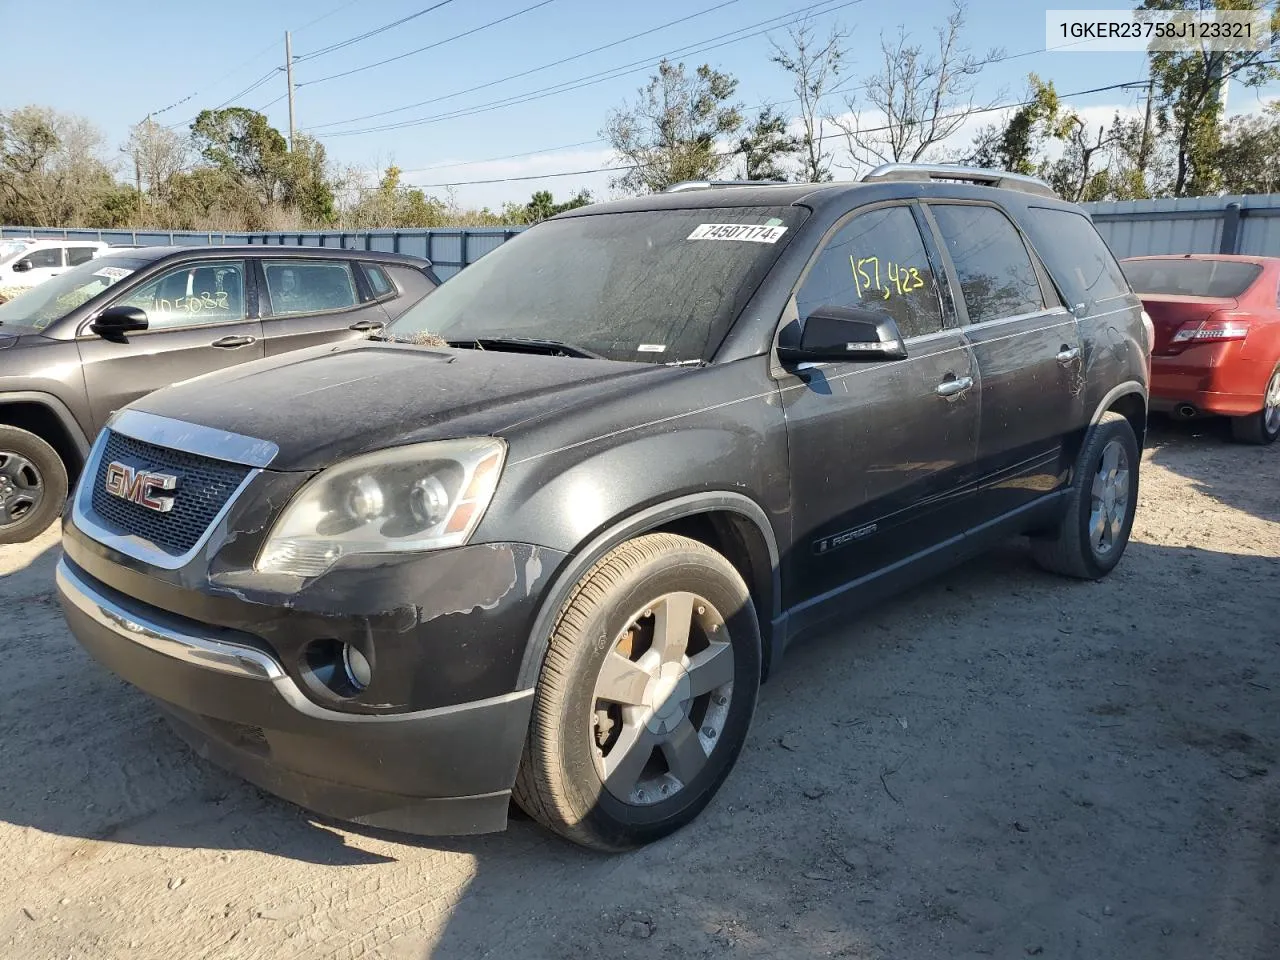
(1025, 207), (1130, 310)
(117, 261), (247, 330)
(26, 247), (63, 268)
(929, 204), (1047, 325)
(795, 205), (944, 339)
(66, 246), (98, 266)
(264, 260), (358, 315)
(362, 263), (396, 298)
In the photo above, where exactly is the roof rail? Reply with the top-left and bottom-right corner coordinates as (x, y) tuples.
(860, 163), (1058, 199)
(663, 179), (785, 193)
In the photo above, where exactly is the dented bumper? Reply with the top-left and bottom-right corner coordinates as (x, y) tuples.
(62, 513), (567, 714)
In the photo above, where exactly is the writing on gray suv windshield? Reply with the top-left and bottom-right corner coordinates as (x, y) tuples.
(0, 256), (144, 331)
(384, 205), (807, 363)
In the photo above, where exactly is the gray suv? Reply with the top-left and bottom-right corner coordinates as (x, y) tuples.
(0, 246), (439, 543)
(55, 166), (1150, 850)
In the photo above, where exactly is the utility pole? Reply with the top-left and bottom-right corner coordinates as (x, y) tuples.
(135, 114), (148, 219)
(285, 31), (296, 152)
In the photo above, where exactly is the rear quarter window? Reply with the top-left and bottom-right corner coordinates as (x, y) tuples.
(1026, 207), (1131, 310)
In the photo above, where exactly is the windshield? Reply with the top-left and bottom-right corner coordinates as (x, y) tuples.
(0, 257), (145, 330)
(1121, 258), (1263, 299)
(386, 205), (807, 363)
(0, 239), (34, 266)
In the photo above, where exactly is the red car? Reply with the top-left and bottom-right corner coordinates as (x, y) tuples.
(1120, 254), (1280, 444)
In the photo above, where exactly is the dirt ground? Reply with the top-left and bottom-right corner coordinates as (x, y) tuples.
(1, 417), (1277, 960)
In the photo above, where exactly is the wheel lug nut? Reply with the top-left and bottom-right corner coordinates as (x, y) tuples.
(697, 605), (706, 615)
(715, 695), (728, 705)
(703, 726), (716, 738)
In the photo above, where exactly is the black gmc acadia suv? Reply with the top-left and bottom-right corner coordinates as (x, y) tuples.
(54, 166), (1152, 851)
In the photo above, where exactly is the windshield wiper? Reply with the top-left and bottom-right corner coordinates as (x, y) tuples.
(449, 336), (605, 360)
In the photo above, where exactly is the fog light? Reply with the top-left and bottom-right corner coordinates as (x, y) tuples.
(342, 643), (372, 690)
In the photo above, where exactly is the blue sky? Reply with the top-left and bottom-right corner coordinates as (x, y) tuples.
(3, 0), (1278, 209)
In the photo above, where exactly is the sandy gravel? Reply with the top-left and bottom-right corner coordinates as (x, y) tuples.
(1, 417), (1277, 960)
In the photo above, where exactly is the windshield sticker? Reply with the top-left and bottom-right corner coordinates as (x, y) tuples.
(687, 223), (788, 244)
(637, 343), (667, 353)
(93, 266), (132, 282)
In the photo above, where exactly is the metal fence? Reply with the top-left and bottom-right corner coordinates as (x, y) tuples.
(9, 193), (1280, 277)
(1081, 194), (1280, 258)
(0, 226), (526, 280)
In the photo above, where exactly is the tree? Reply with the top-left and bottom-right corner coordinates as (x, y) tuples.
(831, 2), (1001, 173)
(190, 107), (288, 208)
(1139, 0), (1280, 196)
(0, 106), (120, 226)
(963, 75), (1063, 174)
(603, 60), (743, 194)
(735, 107), (802, 181)
(1216, 102), (1280, 193)
(523, 189), (592, 224)
(122, 118), (188, 213)
(190, 107), (336, 226)
(771, 20), (845, 181)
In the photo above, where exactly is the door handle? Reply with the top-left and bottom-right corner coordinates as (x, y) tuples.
(211, 335), (256, 349)
(936, 376), (974, 398)
(1056, 345), (1081, 363)
(349, 319), (384, 331)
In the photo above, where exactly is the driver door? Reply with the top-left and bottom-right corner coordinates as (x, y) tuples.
(76, 259), (264, 433)
(779, 202), (981, 614)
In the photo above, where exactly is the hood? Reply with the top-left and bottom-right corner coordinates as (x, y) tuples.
(128, 339), (674, 470)
(1136, 292), (1238, 354)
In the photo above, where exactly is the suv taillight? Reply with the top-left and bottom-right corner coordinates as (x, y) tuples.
(1170, 314), (1251, 346)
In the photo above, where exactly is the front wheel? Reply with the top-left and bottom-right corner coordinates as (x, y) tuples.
(1230, 365), (1280, 445)
(514, 533), (761, 851)
(1030, 412), (1140, 580)
(0, 425), (68, 545)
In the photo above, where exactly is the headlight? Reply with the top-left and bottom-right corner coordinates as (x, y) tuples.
(255, 437), (507, 577)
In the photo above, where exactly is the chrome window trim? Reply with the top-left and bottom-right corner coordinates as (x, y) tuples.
(961, 306), (1071, 333)
(72, 413), (275, 570)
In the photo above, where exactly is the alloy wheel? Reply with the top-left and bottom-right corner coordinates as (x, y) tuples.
(590, 591), (735, 805)
(1089, 438), (1131, 556)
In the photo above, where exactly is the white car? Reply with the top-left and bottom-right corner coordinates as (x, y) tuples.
(0, 239), (111, 290)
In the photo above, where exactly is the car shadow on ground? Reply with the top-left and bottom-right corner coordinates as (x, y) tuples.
(1143, 414), (1280, 522)
(3, 500), (1279, 957)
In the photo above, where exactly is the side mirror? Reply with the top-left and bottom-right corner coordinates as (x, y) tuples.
(777, 305), (908, 364)
(90, 305), (149, 343)
(11, 259), (32, 273)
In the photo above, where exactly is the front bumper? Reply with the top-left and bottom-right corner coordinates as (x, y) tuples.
(56, 557), (534, 835)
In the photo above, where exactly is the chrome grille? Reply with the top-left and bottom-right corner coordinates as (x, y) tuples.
(89, 431), (252, 556)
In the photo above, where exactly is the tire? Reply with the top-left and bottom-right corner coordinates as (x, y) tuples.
(1030, 412), (1140, 580)
(1229, 365), (1280, 445)
(0, 425), (68, 545)
(513, 533), (761, 851)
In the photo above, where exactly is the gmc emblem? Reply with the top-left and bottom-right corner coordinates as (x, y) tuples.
(104, 461), (178, 513)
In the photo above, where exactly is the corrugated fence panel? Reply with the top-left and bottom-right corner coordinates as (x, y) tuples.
(0, 225), (525, 277)
(23, 199), (1280, 268)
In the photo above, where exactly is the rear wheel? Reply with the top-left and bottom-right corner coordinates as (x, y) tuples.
(1030, 412), (1140, 580)
(1230, 365), (1280, 445)
(514, 533), (761, 851)
(0, 425), (67, 545)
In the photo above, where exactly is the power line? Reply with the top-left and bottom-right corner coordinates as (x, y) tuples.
(304, 0), (764, 131)
(404, 78), (1149, 188)
(149, 0), (357, 123)
(377, 36), (1105, 175)
(312, 0), (864, 136)
(298, 1), (559, 88)
(294, 0), (457, 62)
